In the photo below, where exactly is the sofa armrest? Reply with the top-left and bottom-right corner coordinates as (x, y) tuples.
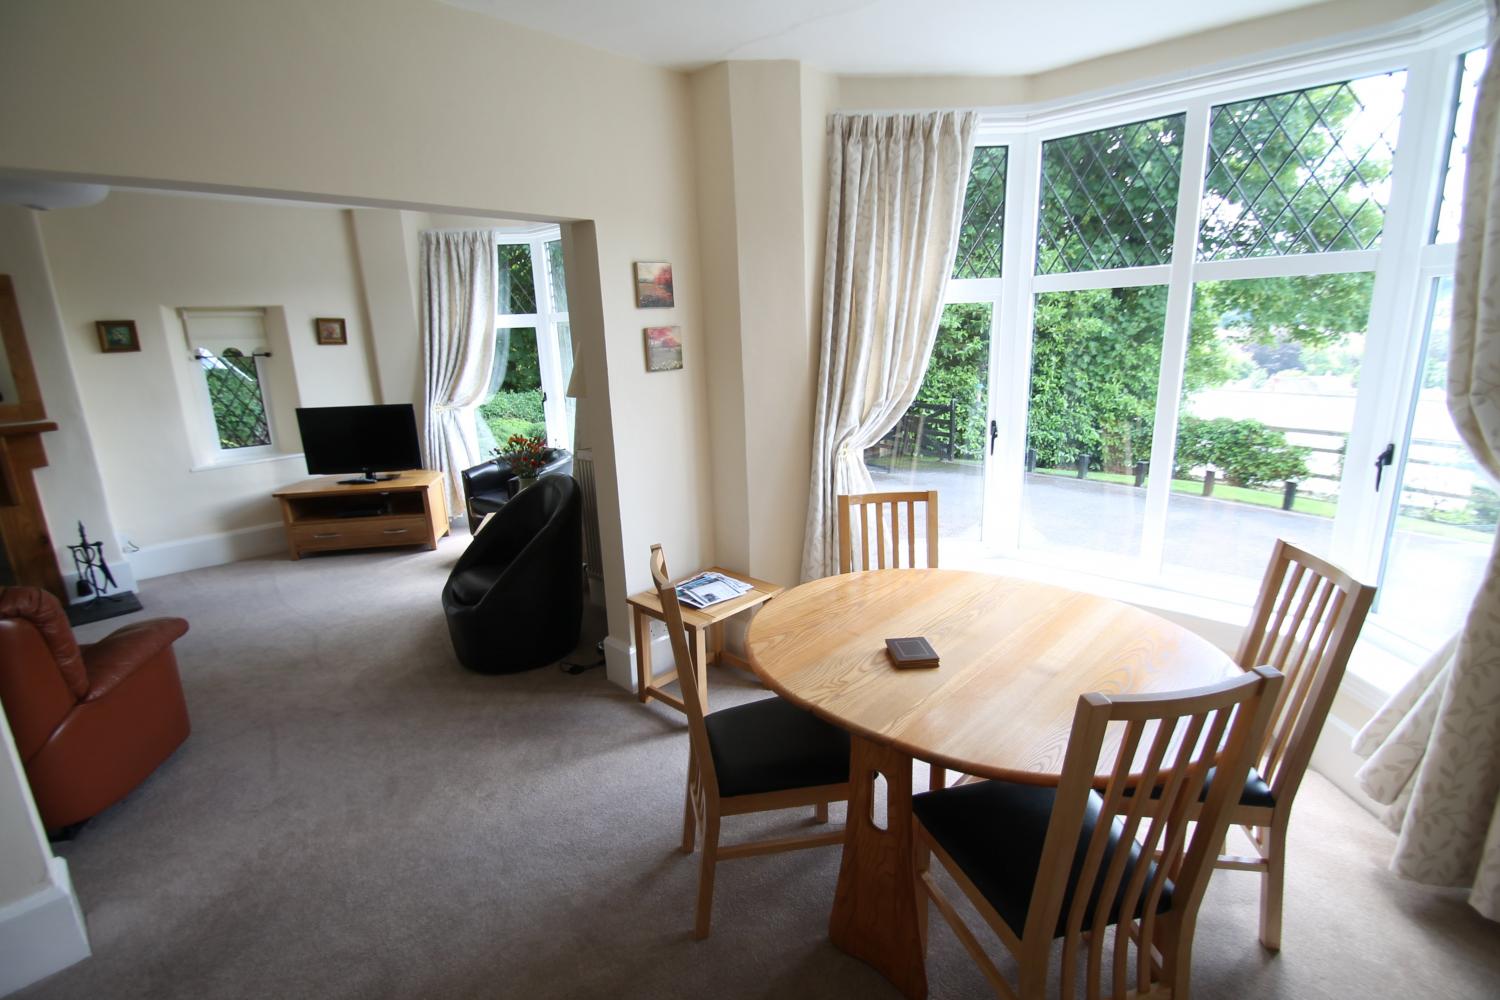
(463, 459), (513, 497)
(81, 618), (190, 702)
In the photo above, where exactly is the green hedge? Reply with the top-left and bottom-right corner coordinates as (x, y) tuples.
(1172, 415), (1309, 487)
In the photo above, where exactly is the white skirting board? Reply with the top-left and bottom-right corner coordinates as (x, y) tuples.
(0, 857), (90, 996)
(603, 634), (636, 690)
(603, 615), (752, 693)
(126, 522), (286, 580)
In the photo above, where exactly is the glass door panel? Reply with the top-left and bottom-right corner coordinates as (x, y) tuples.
(475, 327), (543, 456)
(864, 302), (993, 559)
(1160, 274), (1374, 601)
(1019, 286), (1167, 565)
(1377, 277), (1499, 647)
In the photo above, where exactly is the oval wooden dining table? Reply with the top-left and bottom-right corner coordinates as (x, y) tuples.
(744, 568), (1237, 1000)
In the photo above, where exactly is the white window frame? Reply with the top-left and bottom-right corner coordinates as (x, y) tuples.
(177, 307), (281, 467)
(933, 10), (1486, 687)
(492, 226), (571, 449)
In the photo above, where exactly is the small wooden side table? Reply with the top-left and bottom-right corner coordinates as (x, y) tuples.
(627, 567), (782, 714)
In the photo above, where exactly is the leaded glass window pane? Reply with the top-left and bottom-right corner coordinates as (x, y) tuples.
(1036, 115), (1184, 274)
(198, 349), (271, 449)
(1435, 49), (1486, 244)
(497, 243), (536, 315)
(546, 239), (568, 311)
(1198, 72), (1407, 260)
(953, 146), (1008, 279)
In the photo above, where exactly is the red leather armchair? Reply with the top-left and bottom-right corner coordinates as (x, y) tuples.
(0, 587), (190, 831)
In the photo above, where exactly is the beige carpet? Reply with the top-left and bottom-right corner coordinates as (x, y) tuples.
(17, 535), (1500, 999)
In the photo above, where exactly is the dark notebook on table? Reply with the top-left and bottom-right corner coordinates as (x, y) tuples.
(885, 636), (939, 669)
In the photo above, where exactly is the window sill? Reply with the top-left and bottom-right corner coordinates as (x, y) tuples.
(190, 452), (304, 473)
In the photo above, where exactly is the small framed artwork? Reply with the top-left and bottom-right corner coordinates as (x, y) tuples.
(314, 317), (347, 345)
(95, 320), (140, 353)
(644, 326), (683, 372)
(634, 261), (674, 308)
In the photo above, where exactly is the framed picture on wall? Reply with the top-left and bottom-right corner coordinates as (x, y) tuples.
(95, 320), (140, 353)
(634, 261), (674, 308)
(314, 317), (347, 345)
(644, 326), (682, 372)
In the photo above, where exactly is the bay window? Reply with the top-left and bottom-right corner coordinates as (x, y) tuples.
(869, 21), (1493, 689)
(474, 228), (573, 456)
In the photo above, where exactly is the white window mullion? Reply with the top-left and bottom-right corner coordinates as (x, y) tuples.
(989, 132), (1043, 554)
(1141, 99), (1213, 573)
(1332, 46), (1455, 579)
(530, 236), (569, 448)
(1031, 264), (1173, 294)
(1192, 249), (1379, 282)
(945, 277), (1006, 303)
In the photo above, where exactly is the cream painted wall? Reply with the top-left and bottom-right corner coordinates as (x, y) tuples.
(0, 709), (48, 911)
(0, 0), (714, 648)
(0, 207), (128, 586)
(837, 0), (1448, 110)
(726, 62), (823, 587)
(35, 191), (380, 552)
(686, 61), (833, 589)
(349, 208), (424, 408)
(690, 64), (752, 575)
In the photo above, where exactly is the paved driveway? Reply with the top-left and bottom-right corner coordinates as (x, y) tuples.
(870, 461), (1488, 643)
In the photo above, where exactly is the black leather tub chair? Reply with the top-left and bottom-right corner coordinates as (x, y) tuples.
(442, 474), (583, 673)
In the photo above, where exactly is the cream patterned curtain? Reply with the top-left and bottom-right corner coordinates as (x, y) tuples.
(1353, 7), (1500, 921)
(421, 229), (500, 515)
(800, 111), (978, 580)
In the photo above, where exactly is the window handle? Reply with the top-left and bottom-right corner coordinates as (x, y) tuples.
(989, 419), (998, 456)
(1374, 442), (1395, 491)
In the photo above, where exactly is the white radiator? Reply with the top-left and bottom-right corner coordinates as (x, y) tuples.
(573, 449), (605, 581)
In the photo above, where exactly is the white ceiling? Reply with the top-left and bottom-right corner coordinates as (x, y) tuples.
(442, 0), (1339, 76)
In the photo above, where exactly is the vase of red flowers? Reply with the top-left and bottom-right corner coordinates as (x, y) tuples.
(501, 433), (549, 492)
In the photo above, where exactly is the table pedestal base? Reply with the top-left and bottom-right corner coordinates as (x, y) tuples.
(830, 734), (927, 1000)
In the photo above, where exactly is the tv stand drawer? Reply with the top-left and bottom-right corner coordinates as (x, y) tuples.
(289, 515), (431, 553)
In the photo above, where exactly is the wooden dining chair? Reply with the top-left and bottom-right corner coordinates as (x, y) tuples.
(913, 666), (1283, 1000)
(1222, 538), (1375, 950)
(837, 490), (939, 574)
(651, 544), (851, 939)
(838, 489), (948, 790)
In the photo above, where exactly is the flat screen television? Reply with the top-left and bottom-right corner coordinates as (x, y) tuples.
(296, 404), (422, 484)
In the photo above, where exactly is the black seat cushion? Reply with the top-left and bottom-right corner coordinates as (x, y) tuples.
(913, 779), (1174, 939)
(1122, 765), (1275, 810)
(703, 696), (851, 799)
(448, 566), (504, 605)
(1236, 767), (1275, 809)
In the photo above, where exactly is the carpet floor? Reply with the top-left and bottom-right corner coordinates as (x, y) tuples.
(17, 535), (1500, 999)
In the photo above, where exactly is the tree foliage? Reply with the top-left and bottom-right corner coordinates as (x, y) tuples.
(906, 82), (1393, 480)
(912, 304), (992, 458)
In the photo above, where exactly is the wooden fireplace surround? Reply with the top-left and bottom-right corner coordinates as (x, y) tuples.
(0, 274), (65, 599)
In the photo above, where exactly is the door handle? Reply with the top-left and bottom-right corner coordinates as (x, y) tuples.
(1374, 442), (1395, 491)
(989, 419), (998, 456)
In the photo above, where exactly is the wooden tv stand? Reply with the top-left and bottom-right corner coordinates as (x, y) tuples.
(272, 470), (450, 559)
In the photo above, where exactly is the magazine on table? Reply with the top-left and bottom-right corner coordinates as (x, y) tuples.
(675, 571), (753, 609)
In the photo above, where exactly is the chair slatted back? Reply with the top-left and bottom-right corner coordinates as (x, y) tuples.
(1234, 539), (1375, 805)
(650, 544), (717, 789)
(1027, 667), (1283, 999)
(837, 490), (938, 574)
